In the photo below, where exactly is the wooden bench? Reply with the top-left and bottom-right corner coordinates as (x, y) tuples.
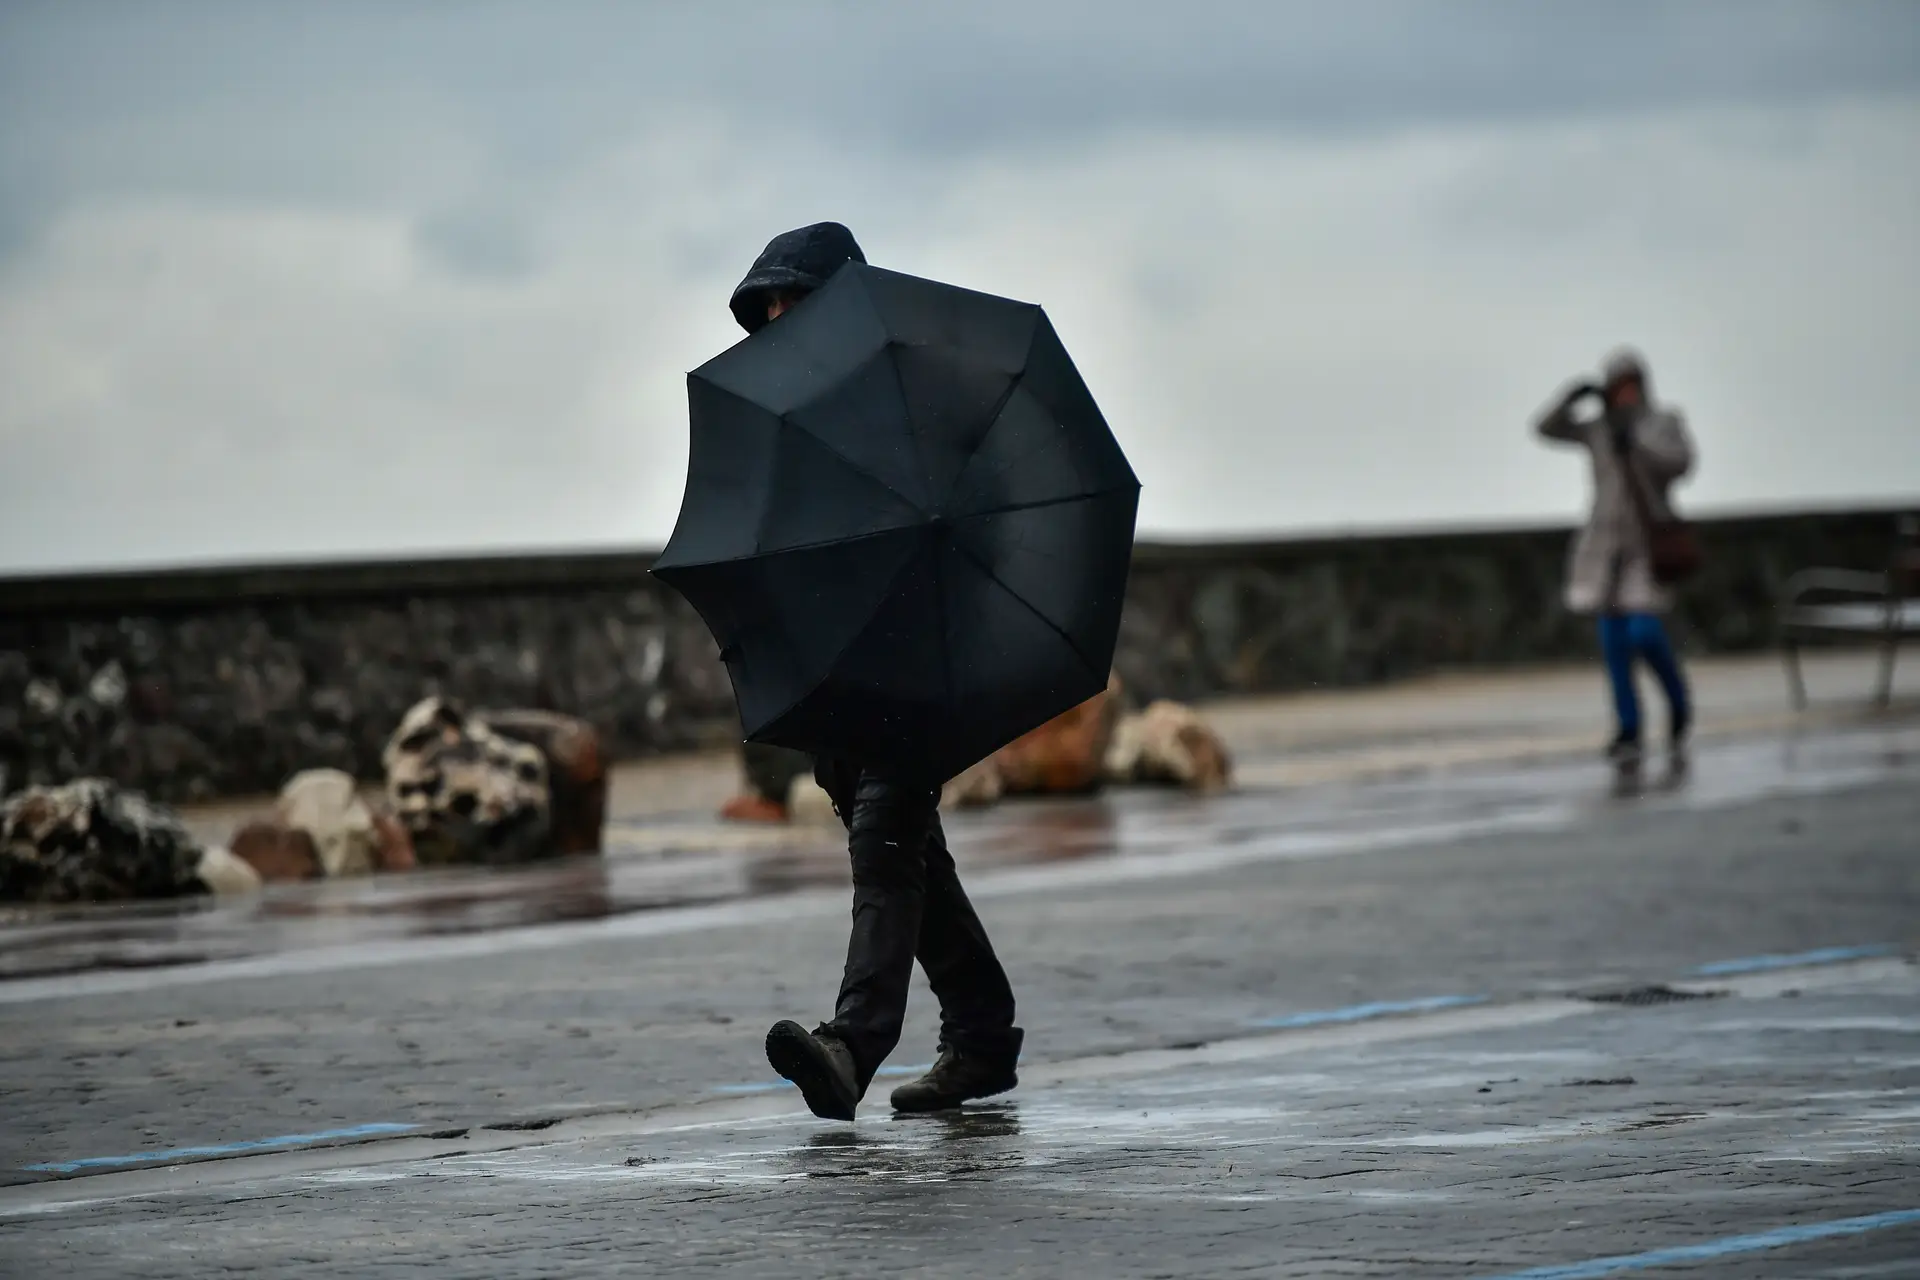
(1780, 514), (1920, 708)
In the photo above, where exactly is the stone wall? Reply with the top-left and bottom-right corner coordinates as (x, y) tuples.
(0, 506), (1907, 802)
(1112, 507), (1908, 705)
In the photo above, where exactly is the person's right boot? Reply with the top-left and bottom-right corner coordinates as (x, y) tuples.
(765, 1021), (862, 1121)
(889, 1046), (1018, 1113)
(1668, 705), (1692, 757)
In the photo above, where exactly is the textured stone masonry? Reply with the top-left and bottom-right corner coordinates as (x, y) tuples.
(0, 507), (1905, 802)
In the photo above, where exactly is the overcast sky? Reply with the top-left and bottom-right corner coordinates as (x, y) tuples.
(1, 0), (1916, 572)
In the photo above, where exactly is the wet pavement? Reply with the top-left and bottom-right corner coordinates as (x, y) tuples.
(4, 704), (1915, 987)
(2, 956), (1916, 1277)
(9, 648), (1910, 986)
(0, 655), (1916, 1276)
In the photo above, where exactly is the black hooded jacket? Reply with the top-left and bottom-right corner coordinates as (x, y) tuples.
(729, 222), (867, 334)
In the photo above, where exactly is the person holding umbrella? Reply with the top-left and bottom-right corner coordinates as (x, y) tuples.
(707, 223), (1030, 1118)
(1535, 348), (1697, 765)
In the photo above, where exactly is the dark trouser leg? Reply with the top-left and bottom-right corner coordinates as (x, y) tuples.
(1598, 613), (1641, 739)
(916, 815), (1022, 1062)
(1628, 613), (1691, 736)
(820, 772), (937, 1085)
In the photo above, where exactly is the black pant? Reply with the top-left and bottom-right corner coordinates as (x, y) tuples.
(816, 764), (1022, 1084)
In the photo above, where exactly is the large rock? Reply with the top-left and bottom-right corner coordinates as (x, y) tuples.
(941, 758), (1005, 810)
(369, 811), (417, 872)
(383, 698), (553, 866)
(276, 768), (382, 877)
(228, 819), (323, 882)
(0, 778), (207, 904)
(943, 677), (1120, 809)
(993, 677), (1121, 794)
(474, 709), (607, 855)
(1105, 701), (1234, 792)
(194, 844), (264, 895)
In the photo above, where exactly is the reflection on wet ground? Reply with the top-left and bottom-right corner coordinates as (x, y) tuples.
(3, 718), (1915, 981)
(443, 968), (1920, 1198)
(5, 958), (1915, 1278)
(786, 1107), (1027, 1181)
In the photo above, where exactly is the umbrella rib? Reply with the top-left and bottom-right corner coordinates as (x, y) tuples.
(781, 267), (936, 515)
(929, 375), (1025, 515)
(779, 412), (930, 516)
(646, 522), (929, 573)
(950, 485), (1139, 523)
(944, 524), (1106, 680)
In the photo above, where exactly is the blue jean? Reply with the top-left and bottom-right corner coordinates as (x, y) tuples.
(1598, 613), (1690, 741)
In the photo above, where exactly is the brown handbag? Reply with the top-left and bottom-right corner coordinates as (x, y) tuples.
(1620, 443), (1703, 586)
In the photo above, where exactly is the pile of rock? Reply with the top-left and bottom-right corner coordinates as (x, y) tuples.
(227, 768), (416, 883)
(792, 677), (1232, 815)
(381, 698), (605, 866)
(942, 676), (1126, 808)
(0, 696), (613, 904)
(0, 778), (208, 904)
(467, 709), (607, 856)
(1104, 699), (1234, 793)
(940, 680), (1232, 810)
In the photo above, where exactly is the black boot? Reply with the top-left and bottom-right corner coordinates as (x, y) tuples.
(889, 1046), (1018, 1113)
(766, 1021), (862, 1121)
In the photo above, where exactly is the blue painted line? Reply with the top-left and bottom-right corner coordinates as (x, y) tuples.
(25, 1122), (418, 1174)
(1479, 1207), (1920, 1279)
(710, 1063), (934, 1096)
(1691, 943), (1898, 977)
(874, 1061), (933, 1078)
(1246, 994), (1488, 1030)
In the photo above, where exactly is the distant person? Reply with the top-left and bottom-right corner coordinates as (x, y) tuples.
(720, 223), (1024, 1118)
(1535, 349), (1697, 764)
(720, 743), (812, 823)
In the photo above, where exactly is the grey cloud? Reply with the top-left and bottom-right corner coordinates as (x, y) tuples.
(4, 1), (1915, 220)
(0, 2), (1915, 571)
(415, 209), (540, 281)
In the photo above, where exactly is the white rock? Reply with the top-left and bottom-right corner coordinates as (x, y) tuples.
(196, 844), (264, 895)
(276, 767), (379, 878)
(1106, 701), (1233, 792)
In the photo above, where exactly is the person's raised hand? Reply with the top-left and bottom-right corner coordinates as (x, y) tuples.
(1561, 379), (1603, 408)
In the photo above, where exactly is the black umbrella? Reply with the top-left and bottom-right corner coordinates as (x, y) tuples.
(652, 263), (1139, 782)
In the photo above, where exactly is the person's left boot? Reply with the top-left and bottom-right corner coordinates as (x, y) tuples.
(889, 1046), (1018, 1113)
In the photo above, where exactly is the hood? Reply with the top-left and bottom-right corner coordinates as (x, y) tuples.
(729, 222), (867, 334)
(1601, 346), (1652, 398)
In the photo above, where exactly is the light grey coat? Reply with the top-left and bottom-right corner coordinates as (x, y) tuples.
(1535, 392), (1696, 615)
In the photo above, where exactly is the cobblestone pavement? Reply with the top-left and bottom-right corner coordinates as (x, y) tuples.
(0, 705), (1916, 1275)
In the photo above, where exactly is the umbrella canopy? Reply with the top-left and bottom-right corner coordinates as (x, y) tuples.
(652, 263), (1139, 782)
